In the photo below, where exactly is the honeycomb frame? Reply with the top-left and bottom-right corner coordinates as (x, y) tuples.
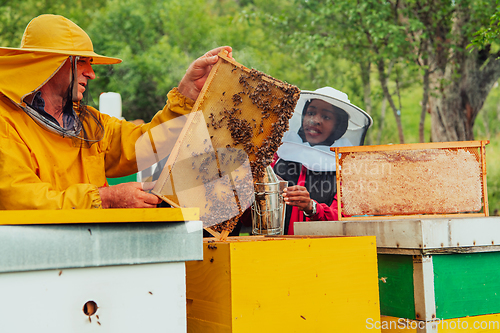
(152, 50), (300, 236)
(333, 140), (490, 221)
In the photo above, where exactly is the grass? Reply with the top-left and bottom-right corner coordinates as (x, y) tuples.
(475, 83), (500, 216)
(485, 137), (500, 215)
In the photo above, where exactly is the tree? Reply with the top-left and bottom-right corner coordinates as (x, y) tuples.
(0, 0), (108, 47)
(85, 0), (219, 121)
(356, 0), (500, 142)
(410, 0), (500, 142)
(256, 0), (500, 143)
(469, 1), (500, 49)
(253, 0), (423, 144)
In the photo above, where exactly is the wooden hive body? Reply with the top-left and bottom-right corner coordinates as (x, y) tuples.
(186, 236), (381, 332)
(294, 217), (500, 333)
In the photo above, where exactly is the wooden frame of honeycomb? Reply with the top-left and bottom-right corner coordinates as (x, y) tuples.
(333, 140), (489, 221)
(152, 50), (300, 240)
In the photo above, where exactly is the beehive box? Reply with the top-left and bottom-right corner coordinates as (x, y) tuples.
(185, 235), (381, 332)
(153, 51), (299, 235)
(377, 249), (500, 333)
(377, 250), (500, 323)
(333, 141), (489, 220)
(0, 208), (202, 333)
(295, 217), (500, 333)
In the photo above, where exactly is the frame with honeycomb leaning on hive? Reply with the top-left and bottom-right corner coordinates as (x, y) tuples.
(333, 140), (489, 221)
(152, 50), (300, 240)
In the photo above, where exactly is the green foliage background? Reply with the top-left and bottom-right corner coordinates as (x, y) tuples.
(1, 0), (499, 214)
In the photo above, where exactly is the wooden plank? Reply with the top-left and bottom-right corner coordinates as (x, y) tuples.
(294, 220), (344, 236)
(296, 218), (500, 249)
(229, 236), (380, 332)
(187, 236), (381, 332)
(378, 248), (424, 256)
(188, 318), (231, 333)
(185, 242), (233, 329)
(361, 245), (500, 256)
(481, 142), (489, 216)
(339, 213), (486, 221)
(412, 255), (436, 321)
(336, 147), (343, 221)
(0, 207), (199, 225)
(433, 252), (500, 319)
(219, 230), (229, 241)
(377, 254), (416, 320)
(0, 261), (189, 333)
(161, 196), (181, 208)
(204, 227), (221, 238)
(445, 217), (500, 247)
(152, 110), (200, 203)
(423, 245), (500, 255)
(334, 140), (488, 153)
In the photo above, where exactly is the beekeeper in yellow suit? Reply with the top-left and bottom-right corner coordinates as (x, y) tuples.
(0, 14), (232, 209)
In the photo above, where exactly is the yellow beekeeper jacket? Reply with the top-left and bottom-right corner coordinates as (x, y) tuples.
(0, 52), (194, 209)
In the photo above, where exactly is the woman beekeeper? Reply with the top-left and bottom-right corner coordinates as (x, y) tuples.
(273, 87), (372, 234)
(0, 14), (232, 209)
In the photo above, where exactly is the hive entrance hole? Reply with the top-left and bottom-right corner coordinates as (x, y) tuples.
(83, 300), (98, 316)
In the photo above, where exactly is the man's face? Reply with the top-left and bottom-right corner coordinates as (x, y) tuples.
(75, 57), (95, 101)
(50, 57), (95, 101)
(302, 99), (337, 145)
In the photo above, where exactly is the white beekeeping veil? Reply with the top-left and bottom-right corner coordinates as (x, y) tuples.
(276, 87), (372, 172)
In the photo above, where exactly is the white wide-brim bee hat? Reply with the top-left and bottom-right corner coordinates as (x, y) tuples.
(276, 87), (372, 172)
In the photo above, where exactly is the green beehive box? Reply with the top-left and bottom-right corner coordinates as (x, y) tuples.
(295, 218), (500, 324)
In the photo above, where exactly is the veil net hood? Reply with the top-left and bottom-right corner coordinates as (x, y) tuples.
(0, 14), (122, 146)
(276, 87), (372, 172)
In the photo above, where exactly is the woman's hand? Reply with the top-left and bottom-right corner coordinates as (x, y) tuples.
(282, 185), (315, 215)
(178, 46), (233, 101)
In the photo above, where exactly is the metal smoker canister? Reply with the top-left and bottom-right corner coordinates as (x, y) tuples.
(251, 166), (287, 235)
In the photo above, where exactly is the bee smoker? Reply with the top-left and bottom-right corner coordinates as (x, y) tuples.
(251, 166), (288, 235)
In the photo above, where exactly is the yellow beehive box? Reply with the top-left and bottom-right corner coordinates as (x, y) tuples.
(186, 236), (380, 332)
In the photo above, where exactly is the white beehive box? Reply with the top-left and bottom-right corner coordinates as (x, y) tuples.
(0, 208), (202, 333)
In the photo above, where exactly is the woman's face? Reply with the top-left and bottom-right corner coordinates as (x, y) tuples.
(302, 99), (337, 145)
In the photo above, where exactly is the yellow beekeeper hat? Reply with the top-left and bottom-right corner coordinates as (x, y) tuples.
(0, 14), (121, 65)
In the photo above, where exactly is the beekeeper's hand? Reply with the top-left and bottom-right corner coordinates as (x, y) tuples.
(99, 182), (162, 208)
(282, 185), (315, 215)
(178, 46), (233, 101)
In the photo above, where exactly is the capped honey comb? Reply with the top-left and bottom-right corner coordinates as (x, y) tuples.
(152, 51), (300, 233)
(334, 141), (489, 219)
